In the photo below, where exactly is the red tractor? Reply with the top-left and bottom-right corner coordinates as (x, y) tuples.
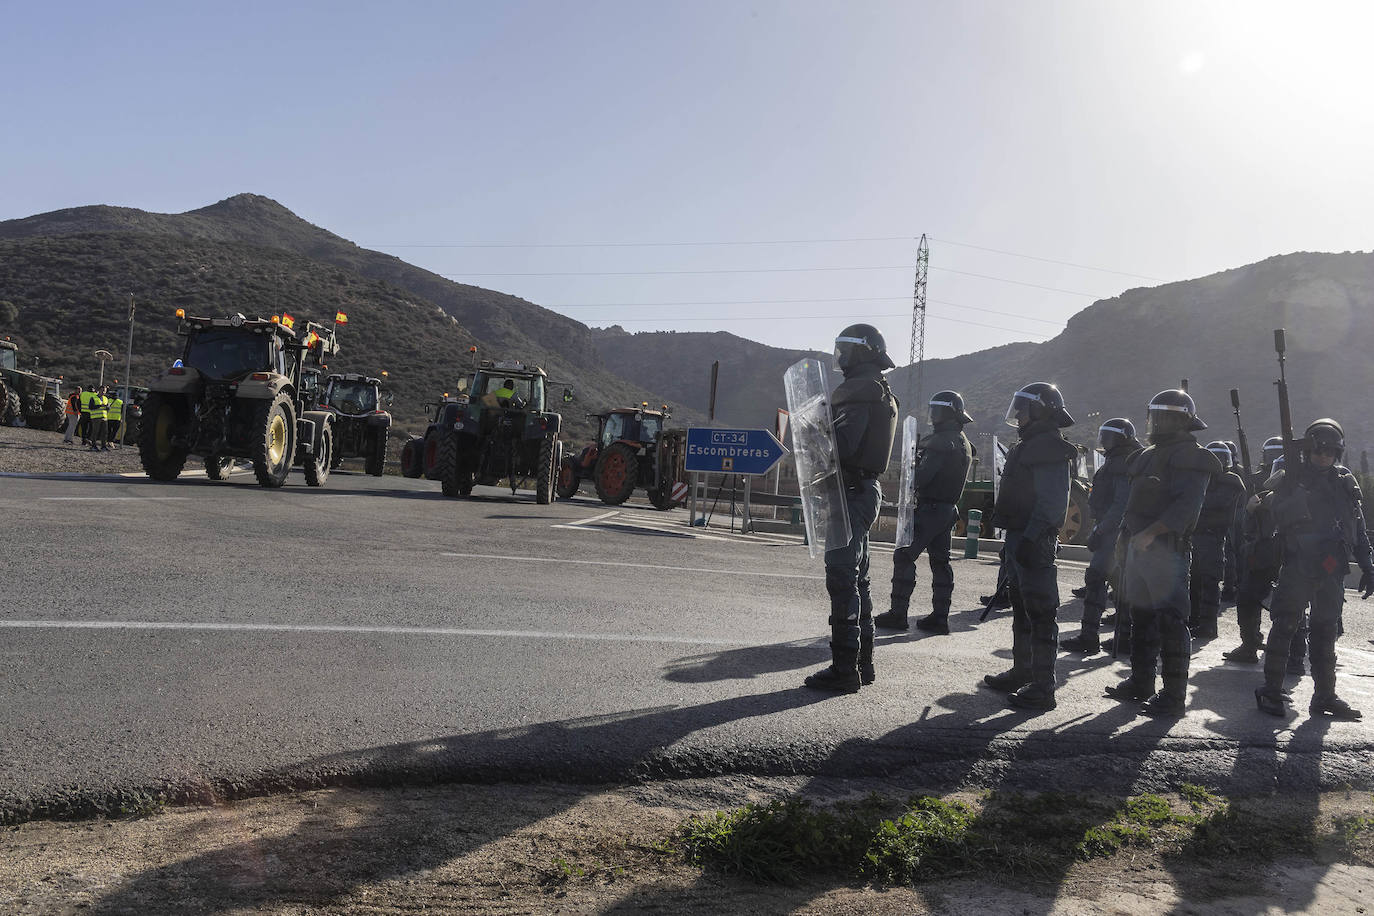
(556, 406), (686, 510)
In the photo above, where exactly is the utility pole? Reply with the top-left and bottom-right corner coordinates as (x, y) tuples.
(121, 294), (135, 442)
(908, 234), (929, 418)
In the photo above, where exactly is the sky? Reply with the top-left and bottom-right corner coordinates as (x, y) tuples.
(4, 0), (1374, 362)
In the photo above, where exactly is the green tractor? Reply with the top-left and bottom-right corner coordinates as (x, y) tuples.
(0, 339), (66, 431)
(320, 373), (392, 476)
(428, 359), (563, 502)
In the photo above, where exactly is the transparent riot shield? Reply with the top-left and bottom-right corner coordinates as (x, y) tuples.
(783, 357), (852, 559)
(895, 415), (920, 549)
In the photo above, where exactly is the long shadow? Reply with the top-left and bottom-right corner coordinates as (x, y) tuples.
(88, 684), (832, 915)
(663, 639), (825, 683)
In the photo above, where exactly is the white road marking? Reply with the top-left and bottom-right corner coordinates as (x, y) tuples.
(441, 551), (825, 580)
(565, 510), (620, 527)
(39, 496), (191, 501)
(0, 619), (747, 647)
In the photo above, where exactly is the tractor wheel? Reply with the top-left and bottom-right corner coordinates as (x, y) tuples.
(399, 436), (424, 478)
(647, 486), (676, 511)
(365, 426), (389, 477)
(0, 381), (8, 425)
(138, 393), (190, 481)
(1062, 484), (1091, 545)
(303, 424), (333, 487)
(423, 434), (443, 480)
(2, 390), (18, 427)
(251, 394), (297, 488)
(535, 435), (558, 505)
(438, 431), (468, 497)
(555, 455), (581, 499)
(205, 456), (233, 480)
(593, 442), (638, 505)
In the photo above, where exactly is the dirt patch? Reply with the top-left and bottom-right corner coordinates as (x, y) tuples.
(3, 779), (1372, 915)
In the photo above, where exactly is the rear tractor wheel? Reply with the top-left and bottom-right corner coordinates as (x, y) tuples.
(399, 436), (424, 478)
(251, 394), (297, 488)
(365, 426), (389, 477)
(554, 455), (580, 499)
(593, 442), (638, 506)
(138, 393), (190, 481)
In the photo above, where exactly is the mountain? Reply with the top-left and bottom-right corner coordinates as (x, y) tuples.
(593, 251), (1374, 462)
(0, 196), (702, 436)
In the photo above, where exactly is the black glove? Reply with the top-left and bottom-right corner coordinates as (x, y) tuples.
(1086, 527), (1102, 553)
(1360, 569), (1374, 600)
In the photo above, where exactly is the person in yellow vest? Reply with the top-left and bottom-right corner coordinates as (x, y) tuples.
(63, 385), (83, 445)
(106, 391), (124, 448)
(78, 386), (96, 446)
(88, 387), (109, 452)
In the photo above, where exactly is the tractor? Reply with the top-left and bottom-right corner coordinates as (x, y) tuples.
(399, 394), (466, 480)
(320, 373), (392, 476)
(0, 339), (66, 431)
(556, 405), (687, 510)
(425, 360), (563, 502)
(139, 311), (340, 488)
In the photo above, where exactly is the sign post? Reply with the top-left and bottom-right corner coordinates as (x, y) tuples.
(684, 428), (789, 529)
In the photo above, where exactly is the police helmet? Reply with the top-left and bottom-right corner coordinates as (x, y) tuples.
(1261, 436), (1284, 463)
(1099, 418), (1135, 451)
(833, 323), (896, 372)
(1206, 440), (1233, 468)
(1146, 389), (1207, 438)
(929, 390), (974, 426)
(1004, 382), (1074, 429)
(1224, 441), (1240, 466)
(1304, 418), (1345, 459)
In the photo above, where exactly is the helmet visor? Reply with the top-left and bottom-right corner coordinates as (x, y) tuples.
(1098, 422), (1128, 451)
(1004, 390), (1040, 428)
(1146, 403), (1192, 437)
(929, 395), (954, 427)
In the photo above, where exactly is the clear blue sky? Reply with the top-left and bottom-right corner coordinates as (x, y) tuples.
(4, 0), (1373, 361)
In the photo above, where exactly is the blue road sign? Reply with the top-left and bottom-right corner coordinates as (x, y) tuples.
(684, 427), (789, 476)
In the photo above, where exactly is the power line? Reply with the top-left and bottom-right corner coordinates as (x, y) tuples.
(545, 295), (1064, 326)
(927, 237), (1163, 281)
(594, 310), (1054, 338)
(441, 266), (1108, 297)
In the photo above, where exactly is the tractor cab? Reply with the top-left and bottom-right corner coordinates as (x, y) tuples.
(323, 373), (381, 415)
(598, 406), (667, 449)
(0, 341), (16, 372)
(469, 363), (546, 413)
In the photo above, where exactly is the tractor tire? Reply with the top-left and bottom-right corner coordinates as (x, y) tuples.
(423, 434), (443, 480)
(0, 381), (8, 425)
(41, 394), (65, 432)
(1062, 483), (1092, 545)
(438, 431), (466, 497)
(303, 424), (333, 487)
(594, 442), (638, 506)
(647, 486), (676, 511)
(399, 436), (424, 478)
(251, 394), (297, 488)
(535, 435), (557, 505)
(2, 390), (18, 427)
(138, 393), (190, 481)
(555, 455), (581, 499)
(365, 426), (388, 477)
(205, 456), (233, 480)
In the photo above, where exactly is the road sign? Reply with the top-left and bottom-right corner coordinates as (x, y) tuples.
(671, 481), (689, 503)
(684, 427), (788, 476)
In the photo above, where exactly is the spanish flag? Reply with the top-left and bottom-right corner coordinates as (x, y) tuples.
(335, 311), (348, 324)
(281, 313), (295, 329)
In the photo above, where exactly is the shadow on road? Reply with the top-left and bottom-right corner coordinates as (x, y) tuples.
(662, 639), (827, 683)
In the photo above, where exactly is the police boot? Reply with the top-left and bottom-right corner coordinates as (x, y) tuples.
(1008, 683), (1056, 711)
(1286, 626), (1308, 676)
(914, 612), (949, 635)
(1061, 631), (1101, 655)
(1070, 586), (1087, 600)
(858, 632), (875, 686)
(1222, 644), (1261, 664)
(1254, 686), (1288, 717)
(1142, 690), (1187, 717)
(1310, 694), (1363, 720)
(1152, 614), (1191, 713)
(1189, 612), (1218, 642)
(980, 591), (1010, 611)
(873, 609), (906, 631)
(982, 668), (1031, 692)
(1104, 676), (1155, 703)
(804, 645), (861, 694)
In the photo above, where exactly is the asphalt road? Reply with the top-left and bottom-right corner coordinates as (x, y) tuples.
(3, 468), (1373, 819)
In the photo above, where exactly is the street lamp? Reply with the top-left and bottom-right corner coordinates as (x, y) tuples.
(94, 349), (113, 387)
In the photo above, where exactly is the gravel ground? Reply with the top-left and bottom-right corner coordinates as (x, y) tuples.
(0, 424), (145, 475)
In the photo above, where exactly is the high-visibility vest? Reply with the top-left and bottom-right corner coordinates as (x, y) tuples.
(91, 396), (108, 421)
(107, 397), (123, 422)
(79, 390), (95, 415)
(494, 386), (515, 401)
(66, 394), (80, 416)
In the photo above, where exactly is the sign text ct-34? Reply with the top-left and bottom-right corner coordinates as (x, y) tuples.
(684, 428), (789, 476)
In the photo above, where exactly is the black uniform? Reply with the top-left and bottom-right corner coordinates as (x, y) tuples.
(1188, 467), (1246, 638)
(882, 420), (972, 627)
(805, 360), (898, 692)
(1109, 431), (1218, 714)
(986, 418), (1075, 706)
(1067, 436), (1141, 649)
(1257, 459), (1374, 718)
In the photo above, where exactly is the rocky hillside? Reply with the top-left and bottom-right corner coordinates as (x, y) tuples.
(0, 197), (700, 436)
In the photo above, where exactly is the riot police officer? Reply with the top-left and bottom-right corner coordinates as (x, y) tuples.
(1255, 420), (1374, 719)
(875, 390), (974, 635)
(803, 324), (899, 693)
(1104, 390), (1219, 717)
(982, 382), (1076, 711)
(1188, 441), (1247, 640)
(1063, 418), (1142, 655)
(1223, 437), (1285, 664)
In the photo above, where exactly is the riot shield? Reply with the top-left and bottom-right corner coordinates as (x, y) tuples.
(895, 415), (920, 549)
(783, 357), (852, 559)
